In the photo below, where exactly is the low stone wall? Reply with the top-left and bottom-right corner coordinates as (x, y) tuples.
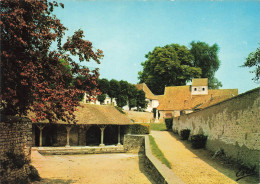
(144, 136), (184, 184)
(123, 134), (145, 153)
(36, 146), (124, 155)
(173, 87), (260, 170)
(0, 116), (32, 183)
(124, 134), (184, 183)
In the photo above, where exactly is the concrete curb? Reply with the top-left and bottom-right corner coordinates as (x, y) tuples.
(144, 135), (185, 184)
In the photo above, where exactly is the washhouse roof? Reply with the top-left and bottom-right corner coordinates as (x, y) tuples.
(30, 104), (133, 125)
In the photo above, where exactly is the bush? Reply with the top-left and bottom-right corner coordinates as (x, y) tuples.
(180, 129), (190, 140)
(191, 134), (207, 149)
(6, 151), (30, 169)
(165, 118), (173, 130)
(128, 124), (150, 134)
(28, 165), (41, 181)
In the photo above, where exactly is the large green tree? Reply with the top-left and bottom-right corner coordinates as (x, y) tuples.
(190, 41), (222, 89)
(138, 44), (201, 95)
(242, 46), (260, 82)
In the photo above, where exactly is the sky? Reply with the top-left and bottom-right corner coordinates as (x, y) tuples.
(54, 0), (260, 94)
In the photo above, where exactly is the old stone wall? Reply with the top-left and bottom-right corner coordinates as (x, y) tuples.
(123, 134), (145, 153)
(173, 87), (260, 169)
(0, 117), (32, 183)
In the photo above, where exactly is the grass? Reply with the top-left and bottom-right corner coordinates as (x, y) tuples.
(150, 123), (167, 131)
(148, 135), (171, 169)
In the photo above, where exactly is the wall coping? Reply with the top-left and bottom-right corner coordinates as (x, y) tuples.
(144, 135), (185, 184)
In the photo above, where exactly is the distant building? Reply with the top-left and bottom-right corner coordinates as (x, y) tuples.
(136, 83), (159, 112)
(157, 78), (238, 118)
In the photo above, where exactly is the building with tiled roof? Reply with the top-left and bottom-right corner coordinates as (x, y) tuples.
(31, 104), (133, 147)
(157, 78), (238, 117)
(136, 83), (160, 112)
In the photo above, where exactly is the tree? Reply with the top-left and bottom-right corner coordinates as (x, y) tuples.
(242, 46), (260, 82)
(136, 90), (147, 111)
(0, 1), (103, 123)
(97, 78), (110, 94)
(108, 79), (120, 103)
(127, 84), (138, 110)
(138, 44), (201, 95)
(116, 95), (128, 108)
(97, 94), (106, 104)
(190, 41), (222, 89)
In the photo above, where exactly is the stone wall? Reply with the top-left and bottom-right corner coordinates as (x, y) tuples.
(143, 136), (185, 184)
(173, 87), (260, 170)
(123, 134), (145, 153)
(0, 117), (32, 183)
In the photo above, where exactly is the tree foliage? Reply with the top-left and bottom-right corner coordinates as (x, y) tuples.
(138, 44), (202, 95)
(0, 0), (103, 123)
(190, 41), (222, 89)
(242, 46), (260, 82)
(108, 79), (120, 103)
(97, 94), (106, 104)
(97, 78), (146, 111)
(136, 90), (147, 111)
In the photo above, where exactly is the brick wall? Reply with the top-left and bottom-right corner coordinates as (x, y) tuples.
(173, 87), (260, 170)
(0, 116), (32, 183)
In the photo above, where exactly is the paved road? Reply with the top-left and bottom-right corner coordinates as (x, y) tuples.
(151, 131), (237, 184)
(31, 151), (154, 184)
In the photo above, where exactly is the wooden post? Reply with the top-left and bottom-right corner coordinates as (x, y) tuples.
(117, 126), (121, 146)
(65, 126), (72, 147)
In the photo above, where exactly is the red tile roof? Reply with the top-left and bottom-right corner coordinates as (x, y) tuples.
(136, 83), (158, 100)
(192, 78), (208, 86)
(157, 86), (238, 111)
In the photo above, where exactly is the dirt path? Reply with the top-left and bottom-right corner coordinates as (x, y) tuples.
(31, 151), (154, 184)
(151, 131), (238, 184)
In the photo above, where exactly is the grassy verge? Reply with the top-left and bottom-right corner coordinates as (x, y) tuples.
(150, 123), (167, 131)
(148, 135), (171, 168)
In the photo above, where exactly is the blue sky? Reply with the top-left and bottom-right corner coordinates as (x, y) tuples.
(55, 0), (260, 94)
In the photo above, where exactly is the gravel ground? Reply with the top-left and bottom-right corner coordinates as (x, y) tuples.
(31, 151), (154, 184)
(151, 131), (258, 184)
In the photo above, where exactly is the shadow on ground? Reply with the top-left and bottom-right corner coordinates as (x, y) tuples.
(166, 130), (259, 184)
(138, 144), (157, 184)
(33, 178), (75, 184)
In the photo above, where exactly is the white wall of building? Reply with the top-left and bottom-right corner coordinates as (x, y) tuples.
(191, 86), (208, 95)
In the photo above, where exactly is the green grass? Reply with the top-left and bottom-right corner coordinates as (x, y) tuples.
(148, 135), (171, 168)
(150, 123), (167, 131)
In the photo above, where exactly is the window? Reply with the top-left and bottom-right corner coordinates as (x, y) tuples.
(202, 88), (205, 91)
(194, 88), (197, 91)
